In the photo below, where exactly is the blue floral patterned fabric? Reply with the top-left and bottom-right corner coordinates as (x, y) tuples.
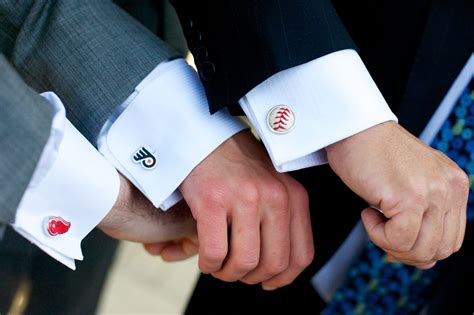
(323, 78), (474, 315)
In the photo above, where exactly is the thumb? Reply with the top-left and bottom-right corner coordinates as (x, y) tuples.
(361, 207), (390, 250)
(143, 242), (169, 256)
(161, 238), (199, 262)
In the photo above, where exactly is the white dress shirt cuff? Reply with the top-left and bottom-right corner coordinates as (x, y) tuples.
(239, 49), (398, 172)
(98, 59), (247, 209)
(13, 92), (120, 270)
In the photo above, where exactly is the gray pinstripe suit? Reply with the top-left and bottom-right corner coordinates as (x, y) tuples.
(0, 0), (179, 229)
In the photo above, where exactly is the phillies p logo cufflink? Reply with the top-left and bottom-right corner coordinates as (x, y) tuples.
(133, 147), (157, 169)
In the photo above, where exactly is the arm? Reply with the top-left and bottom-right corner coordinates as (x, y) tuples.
(172, 0), (468, 267)
(0, 55), (197, 267)
(170, 0), (357, 113)
(0, 0), (314, 287)
(0, 0), (247, 209)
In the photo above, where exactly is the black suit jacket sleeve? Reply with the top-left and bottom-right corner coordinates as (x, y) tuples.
(170, 0), (356, 114)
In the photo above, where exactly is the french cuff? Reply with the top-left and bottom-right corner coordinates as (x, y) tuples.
(239, 49), (398, 172)
(98, 59), (247, 209)
(12, 92), (120, 270)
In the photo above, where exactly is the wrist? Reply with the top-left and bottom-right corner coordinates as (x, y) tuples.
(98, 174), (131, 232)
(326, 121), (399, 164)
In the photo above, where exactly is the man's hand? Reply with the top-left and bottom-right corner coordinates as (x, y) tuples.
(98, 175), (198, 261)
(180, 131), (314, 290)
(327, 121), (469, 268)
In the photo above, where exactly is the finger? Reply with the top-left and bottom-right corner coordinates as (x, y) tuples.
(414, 261), (437, 269)
(362, 204), (424, 253)
(389, 207), (444, 264)
(160, 239), (199, 262)
(386, 254), (398, 263)
(212, 206), (261, 282)
(143, 242), (169, 256)
(385, 254), (437, 266)
(196, 210), (228, 273)
(435, 210), (460, 260)
(454, 190), (468, 251)
(261, 184), (314, 290)
(239, 201), (290, 285)
(361, 207), (390, 249)
(383, 204), (425, 252)
(434, 177), (464, 260)
(455, 206), (467, 251)
(385, 252), (437, 269)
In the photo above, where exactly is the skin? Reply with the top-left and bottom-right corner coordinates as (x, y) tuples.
(98, 174), (199, 261)
(179, 131), (314, 290)
(100, 119), (468, 292)
(326, 121), (469, 268)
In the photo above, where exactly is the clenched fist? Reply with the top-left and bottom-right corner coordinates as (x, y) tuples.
(180, 131), (314, 290)
(327, 121), (469, 268)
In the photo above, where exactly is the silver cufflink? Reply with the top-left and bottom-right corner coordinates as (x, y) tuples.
(267, 105), (295, 134)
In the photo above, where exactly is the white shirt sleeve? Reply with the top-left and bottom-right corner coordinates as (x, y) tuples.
(239, 49), (398, 172)
(12, 92), (120, 270)
(97, 58), (247, 210)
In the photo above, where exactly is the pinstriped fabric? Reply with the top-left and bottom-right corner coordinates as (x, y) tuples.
(0, 0), (179, 226)
(0, 0), (180, 143)
(0, 55), (53, 225)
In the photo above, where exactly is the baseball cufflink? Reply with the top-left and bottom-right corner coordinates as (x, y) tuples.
(267, 105), (295, 134)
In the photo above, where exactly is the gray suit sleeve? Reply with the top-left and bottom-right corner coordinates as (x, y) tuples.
(0, 0), (180, 142)
(0, 54), (53, 225)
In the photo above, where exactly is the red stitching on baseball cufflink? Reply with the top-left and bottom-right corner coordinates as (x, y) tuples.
(273, 108), (291, 131)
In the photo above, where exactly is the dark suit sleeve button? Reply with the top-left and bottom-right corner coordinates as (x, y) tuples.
(189, 30), (202, 47)
(195, 47), (209, 63)
(199, 61), (216, 81)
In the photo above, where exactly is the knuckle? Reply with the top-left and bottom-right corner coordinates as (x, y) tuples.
(437, 248), (454, 260)
(454, 240), (464, 253)
(386, 224), (417, 252)
(234, 256), (259, 272)
(200, 191), (227, 211)
(273, 276), (296, 288)
(265, 181), (289, 208)
(428, 177), (448, 199)
(239, 181), (260, 205)
(201, 246), (227, 265)
(296, 247), (315, 269)
(214, 273), (238, 283)
(292, 183), (310, 206)
(240, 278), (258, 285)
(381, 190), (399, 209)
(453, 233), (464, 253)
(452, 169), (470, 194)
(407, 188), (429, 210)
(267, 256), (290, 275)
(389, 239), (413, 252)
(411, 202), (427, 219)
(412, 249), (436, 263)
